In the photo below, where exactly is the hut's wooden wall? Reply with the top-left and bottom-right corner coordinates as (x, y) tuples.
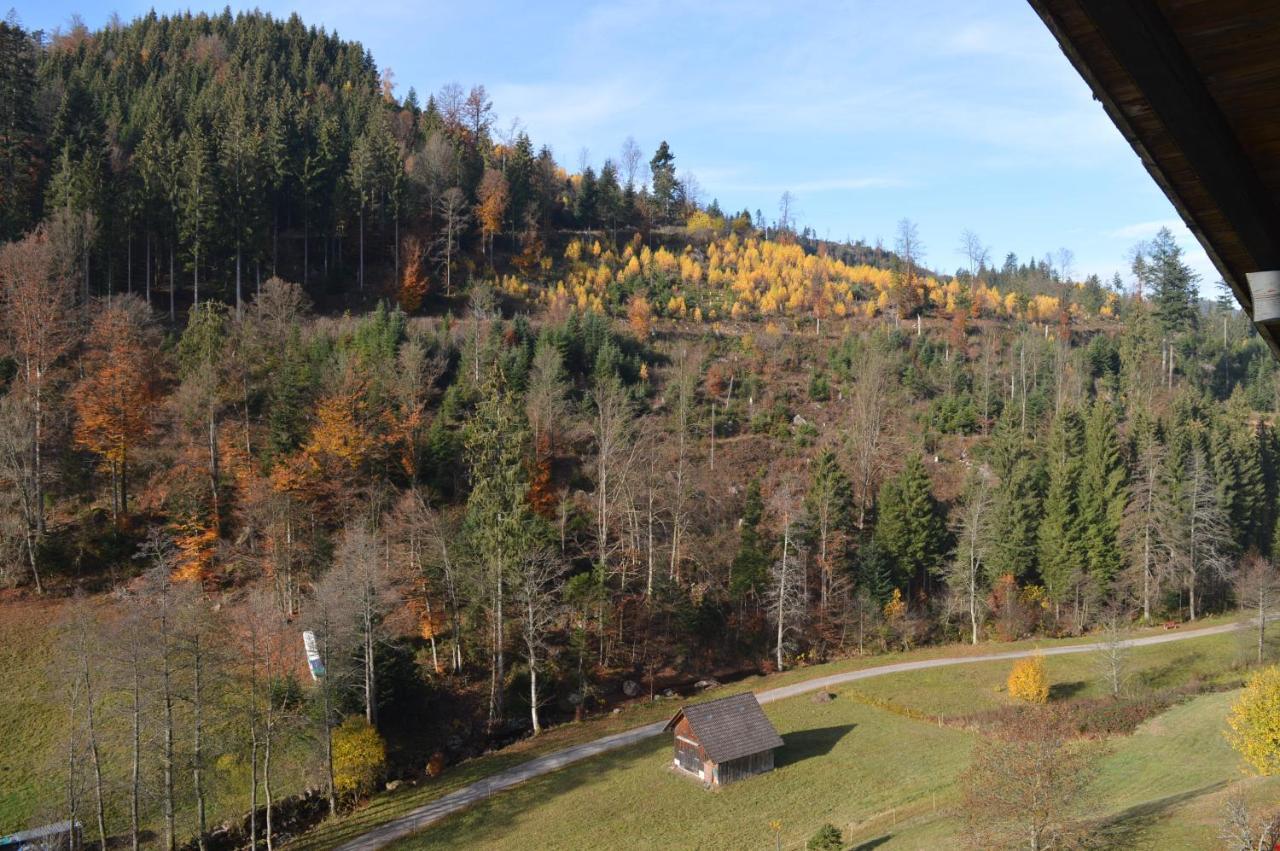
(715, 749), (775, 786)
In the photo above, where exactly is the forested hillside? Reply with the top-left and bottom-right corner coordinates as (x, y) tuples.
(2, 9), (1280, 850)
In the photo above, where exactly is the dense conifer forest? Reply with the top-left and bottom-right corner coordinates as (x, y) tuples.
(2, 9), (1279, 849)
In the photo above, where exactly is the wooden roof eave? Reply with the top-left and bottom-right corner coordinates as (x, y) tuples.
(1028, 0), (1280, 361)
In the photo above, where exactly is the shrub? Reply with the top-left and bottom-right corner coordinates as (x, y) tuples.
(1008, 653), (1049, 704)
(806, 822), (843, 850)
(1227, 666), (1280, 775)
(332, 716), (387, 798)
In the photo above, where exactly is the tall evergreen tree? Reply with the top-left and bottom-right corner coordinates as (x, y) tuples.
(649, 141), (677, 221)
(730, 476), (770, 601)
(873, 454), (947, 597)
(1148, 227), (1198, 335)
(0, 17), (41, 241)
(1079, 399), (1127, 589)
(1038, 408), (1085, 609)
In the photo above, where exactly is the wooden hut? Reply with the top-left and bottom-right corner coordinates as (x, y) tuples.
(664, 693), (783, 787)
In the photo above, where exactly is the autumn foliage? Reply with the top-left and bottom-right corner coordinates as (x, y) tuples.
(1227, 665), (1280, 776)
(398, 236), (429, 313)
(1008, 653), (1050, 704)
(332, 715), (387, 797)
(72, 296), (160, 518)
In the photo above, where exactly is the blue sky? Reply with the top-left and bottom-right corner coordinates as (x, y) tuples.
(15, 0), (1218, 289)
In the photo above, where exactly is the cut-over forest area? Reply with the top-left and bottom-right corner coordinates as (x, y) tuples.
(3, 8), (1280, 851)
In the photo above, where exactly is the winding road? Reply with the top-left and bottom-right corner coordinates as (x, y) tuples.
(334, 618), (1250, 851)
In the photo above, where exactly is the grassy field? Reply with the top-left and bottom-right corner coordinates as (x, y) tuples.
(388, 629), (1268, 851)
(0, 598), (1255, 848)
(0, 600), (64, 832)
(285, 616), (1246, 851)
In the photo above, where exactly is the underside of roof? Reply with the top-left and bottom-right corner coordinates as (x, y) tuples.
(1028, 0), (1280, 356)
(665, 693), (783, 764)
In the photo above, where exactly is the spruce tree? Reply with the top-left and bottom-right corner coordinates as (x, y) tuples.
(1079, 400), (1127, 589)
(730, 477), (770, 600)
(1148, 227), (1198, 335)
(1038, 408), (1085, 607)
(985, 457), (1043, 582)
(873, 454), (947, 596)
(0, 17), (41, 240)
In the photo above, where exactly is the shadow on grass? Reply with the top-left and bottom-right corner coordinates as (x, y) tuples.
(1137, 653), (1203, 690)
(1049, 680), (1087, 701)
(1080, 780), (1229, 848)
(776, 725), (856, 768)
(849, 835), (892, 850)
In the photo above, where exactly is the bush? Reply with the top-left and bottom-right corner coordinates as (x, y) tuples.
(806, 822), (843, 850)
(1227, 665), (1280, 775)
(1008, 653), (1049, 704)
(332, 716), (387, 798)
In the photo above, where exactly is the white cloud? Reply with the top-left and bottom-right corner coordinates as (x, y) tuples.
(486, 78), (651, 148)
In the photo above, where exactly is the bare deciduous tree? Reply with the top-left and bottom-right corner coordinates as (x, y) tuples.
(768, 482), (806, 671)
(1236, 553), (1280, 665)
(948, 470), (993, 645)
(960, 711), (1099, 850)
(1094, 607), (1131, 699)
(515, 548), (564, 735)
(848, 343), (892, 530)
(434, 187), (468, 297)
(1158, 445), (1233, 621)
(1220, 794), (1280, 851)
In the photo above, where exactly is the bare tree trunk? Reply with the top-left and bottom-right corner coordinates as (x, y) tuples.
(161, 634), (176, 851)
(82, 648), (107, 851)
(130, 639), (142, 851)
(169, 244), (175, 323)
(192, 637), (207, 851)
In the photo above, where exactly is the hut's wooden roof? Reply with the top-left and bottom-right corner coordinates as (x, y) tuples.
(664, 693), (783, 764)
(1029, 0), (1280, 355)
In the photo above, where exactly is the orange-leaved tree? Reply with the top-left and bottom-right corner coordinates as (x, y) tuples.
(626, 293), (652, 338)
(73, 295), (160, 520)
(398, 236), (428, 313)
(475, 167), (508, 262)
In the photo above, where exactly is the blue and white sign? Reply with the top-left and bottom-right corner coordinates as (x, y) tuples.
(302, 630), (325, 680)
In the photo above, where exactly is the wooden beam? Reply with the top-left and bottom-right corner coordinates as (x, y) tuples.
(1074, 0), (1280, 272)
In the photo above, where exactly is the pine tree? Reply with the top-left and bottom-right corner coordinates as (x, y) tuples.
(180, 125), (216, 307)
(217, 90), (265, 317)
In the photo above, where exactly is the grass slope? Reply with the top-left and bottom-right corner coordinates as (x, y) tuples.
(288, 618), (1243, 851)
(0, 600), (62, 832)
(391, 629), (1264, 851)
(396, 696), (971, 851)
